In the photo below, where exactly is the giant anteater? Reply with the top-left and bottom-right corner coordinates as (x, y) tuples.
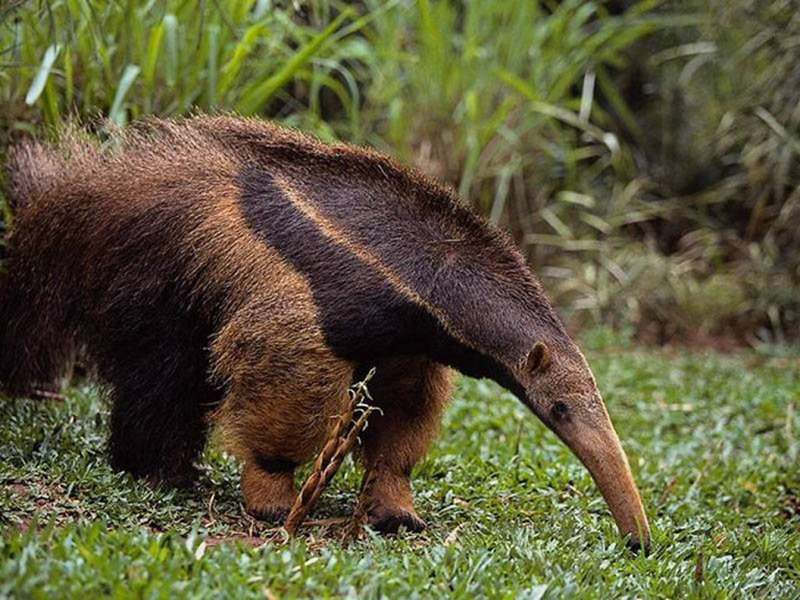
(0, 116), (649, 551)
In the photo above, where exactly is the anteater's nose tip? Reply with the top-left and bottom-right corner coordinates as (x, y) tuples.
(626, 536), (651, 557)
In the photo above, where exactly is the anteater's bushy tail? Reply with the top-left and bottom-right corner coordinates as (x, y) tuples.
(1, 138), (81, 395)
(4, 139), (67, 214)
(2, 140), (55, 264)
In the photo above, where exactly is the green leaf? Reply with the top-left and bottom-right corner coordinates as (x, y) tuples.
(236, 9), (352, 115)
(109, 65), (141, 126)
(163, 14), (178, 88)
(25, 44), (60, 106)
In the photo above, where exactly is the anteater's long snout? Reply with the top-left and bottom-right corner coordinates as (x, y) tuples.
(559, 407), (650, 554)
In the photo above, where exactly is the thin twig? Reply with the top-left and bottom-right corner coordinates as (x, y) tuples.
(27, 389), (66, 402)
(283, 396), (357, 534)
(694, 551), (704, 584)
(283, 370), (377, 536)
(1, 388), (66, 402)
(343, 460), (380, 544)
(284, 405), (377, 534)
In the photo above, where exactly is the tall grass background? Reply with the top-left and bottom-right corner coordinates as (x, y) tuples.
(1, 0), (797, 343)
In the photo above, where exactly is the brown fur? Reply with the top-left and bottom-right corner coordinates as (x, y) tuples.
(0, 116), (649, 548)
(358, 356), (453, 531)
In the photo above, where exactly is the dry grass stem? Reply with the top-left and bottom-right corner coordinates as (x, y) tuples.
(343, 461), (380, 544)
(13, 389), (67, 402)
(283, 369), (378, 535)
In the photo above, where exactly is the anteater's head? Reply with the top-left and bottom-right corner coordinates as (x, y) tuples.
(507, 333), (650, 554)
(401, 190), (652, 553)
(430, 211), (650, 552)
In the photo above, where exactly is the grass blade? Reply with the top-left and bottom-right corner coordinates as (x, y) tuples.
(25, 44), (60, 106)
(142, 20), (165, 111)
(163, 13), (178, 88)
(206, 23), (220, 108)
(236, 9), (352, 115)
(109, 64), (141, 126)
(218, 22), (268, 98)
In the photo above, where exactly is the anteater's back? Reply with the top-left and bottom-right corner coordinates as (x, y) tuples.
(1, 116), (552, 397)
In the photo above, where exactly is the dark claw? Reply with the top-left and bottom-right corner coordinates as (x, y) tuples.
(247, 505), (291, 524)
(626, 536), (651, 557)
(367, 506), (426, 534)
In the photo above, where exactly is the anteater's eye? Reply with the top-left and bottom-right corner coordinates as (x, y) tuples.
(551, 400), (569, 420)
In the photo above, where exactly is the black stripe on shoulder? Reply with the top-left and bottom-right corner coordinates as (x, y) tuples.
(236, 166), (433, 359)
(235, 165), (521, 394)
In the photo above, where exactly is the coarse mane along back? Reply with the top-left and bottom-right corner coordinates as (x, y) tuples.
(198, 118), (564, 374)
(5, 116), (567, 387)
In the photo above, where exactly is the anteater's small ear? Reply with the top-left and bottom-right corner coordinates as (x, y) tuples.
(525, 342), (550, 374)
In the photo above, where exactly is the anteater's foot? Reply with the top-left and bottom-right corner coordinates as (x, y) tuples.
(367, 504), (426, 533)
(143, 465), (201, 491)
(242, 463), (297, 524)
(364, 469), (426, 534)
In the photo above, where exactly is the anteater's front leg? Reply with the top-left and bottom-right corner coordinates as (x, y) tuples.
(358, 356), (453, 533)
(211, 302), (354, 522)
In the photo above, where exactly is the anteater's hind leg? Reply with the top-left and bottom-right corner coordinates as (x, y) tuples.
(211, 301), (353, 522)
(357, 357), (453, 533)
(101, 342), (220, 489)
(108, 380), (218, 489)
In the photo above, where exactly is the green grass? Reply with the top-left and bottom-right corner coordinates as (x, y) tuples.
(1, 346), (798, 598)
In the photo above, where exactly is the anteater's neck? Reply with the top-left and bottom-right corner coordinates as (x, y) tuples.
(230, 122), (568, 388)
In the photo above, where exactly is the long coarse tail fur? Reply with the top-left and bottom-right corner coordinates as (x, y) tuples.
(4, 140), (66, 213)
(0, 139), (76, 395)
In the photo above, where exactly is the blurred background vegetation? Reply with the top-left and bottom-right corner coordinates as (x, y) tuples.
(0, 0), (797, 345)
